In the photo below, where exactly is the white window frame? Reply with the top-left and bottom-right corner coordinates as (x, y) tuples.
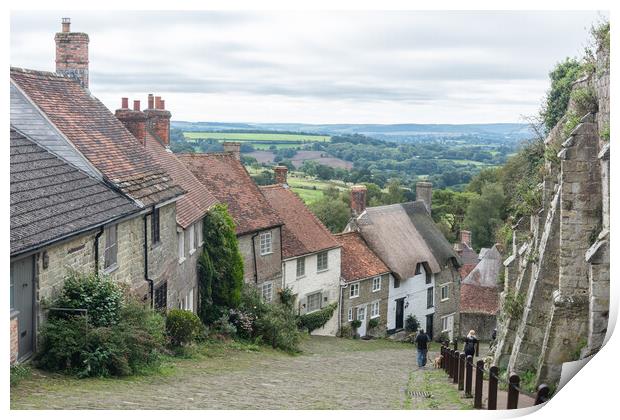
(347, 307), (353, 322)
(259, 231), (273, 256)
(440, 283), (450, 302)
(296, 256), (306, 278)
(103, 224), (118, 272)
(197, 220), (204, 246)
(370, 301), (380, 318)
(372, 276), (381, 292)
(316, 251), (328, 272)
(306, 291), (322, 313)
(189, 224), (196, 255)
(350, 282), (360, 298)
(357, 306), (366, 321)
(261, 282), (273, 302)
(178, 230), (185, 263)
(189, 289), (194, 312)
(441, 313), (455, 333)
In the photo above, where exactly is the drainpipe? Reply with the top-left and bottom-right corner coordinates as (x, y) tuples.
(93, 226), (104, 275)
(143, 209), (155, 307)
(251, 231), (260, 284)
(338, 279), (346, 335)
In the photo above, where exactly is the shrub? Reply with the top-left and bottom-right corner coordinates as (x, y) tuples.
(368, 317), (380, 329)
(298, 303), (337, 333)
(350, 319), (362, 329)
(10, 363), (32, 387)
(53, 272), (124, 327)
(36, 296), (166, 378)
(435, 331), (450, 344)
(166, 309), (204, 347)
(211, 314), (237, 337)
(228, 308), (254, 339)
(570, 86), (598, 115)
(405, 314), (420, 332)
(278, 287), (295, 309)
(338, 323), (353, 338)
(254, 303), (300, 352)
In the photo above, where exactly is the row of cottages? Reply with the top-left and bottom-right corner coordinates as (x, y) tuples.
(10, 19), (217, 363)
(179, 152), (343, 335)
(343, 183), (463, 340)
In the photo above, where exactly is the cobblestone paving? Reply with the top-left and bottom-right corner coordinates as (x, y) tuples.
(12, 337), (443, 410)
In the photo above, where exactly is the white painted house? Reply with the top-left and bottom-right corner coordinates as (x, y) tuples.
(386, 264), (435, 332)
(260, 172), (342, 336)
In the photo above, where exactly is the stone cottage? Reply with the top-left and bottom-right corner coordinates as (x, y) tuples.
(10, 19), (190, 362)
(178, 146), (285, 301)
(10, 127), (140, 364)
(334, 231), (391, 337)
(459, 244), (501, 341)
(115, 96), (220, 311)
(260, 167), (342, 336)
(345, 183), (462, 340)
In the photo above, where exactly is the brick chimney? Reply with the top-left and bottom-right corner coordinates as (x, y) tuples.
(459, 230), (472, 248)
(416, 181), (432, 215)
(223, 142), (241, 160)
(55, 18), (90, 89)
(144, 93), (171, 146)
(274, 166), (288, 185)
(115, 98), (148, 145)
(350, 185), (367, 216)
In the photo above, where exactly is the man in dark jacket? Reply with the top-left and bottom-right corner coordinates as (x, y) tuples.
(415, 329), (431, 367)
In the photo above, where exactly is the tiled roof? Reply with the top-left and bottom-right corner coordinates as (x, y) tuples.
(10, 128), (139, 255)
(459, 283), (499, 315)
(178, 153), (282, 235)
(145, 132), (218, 228)
(334, 231), (389, 283)
(260, 185), (339, 259)
(10, 67), (184, 207)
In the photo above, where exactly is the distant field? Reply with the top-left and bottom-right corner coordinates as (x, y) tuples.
(184, 132), (331, 143)
(246, 150), (353, 170)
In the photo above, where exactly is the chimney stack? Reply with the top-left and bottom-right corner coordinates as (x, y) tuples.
(115, 98), (148, 145)
(350, 185), (367, 216)
(274, 166), (288, 185)
(223, 142), (241, 160)
(144, 93), (172, 146)
(416, 181), (432, 215)
(55, 18), (90, 88)
(459, 230), (472, 248)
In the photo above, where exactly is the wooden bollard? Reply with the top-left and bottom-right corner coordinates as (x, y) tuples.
(535, 384), (550, 405)
(488, 366), (499, 410)
(458, 352), (465, 390)
(465, 355), (473, 397)
(453, 339), (458, 351)
(475, 340), (480, 357)
(441, 346), (445, 370)
(453, 351), (460, 384)
(447, 350), (453, 378)
(507, 372), (520, 409)
(474, 360), (484, 409)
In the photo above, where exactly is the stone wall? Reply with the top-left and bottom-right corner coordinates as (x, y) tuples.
(459, 313), (496, 341)
(238, 227), (283, 290)
(494, 40), (610, 388)
(433, 267), (461, 340)
(10, 315), (18, 365)
(340, 273), (390, 336)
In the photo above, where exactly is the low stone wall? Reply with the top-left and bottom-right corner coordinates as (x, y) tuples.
(10, 315), (18, 365)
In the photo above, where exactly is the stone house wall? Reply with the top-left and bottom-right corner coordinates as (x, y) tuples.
(10, 315), (18, 365)
(433, 267), (461, 341)
(340, 273), (390, 337)
(238, 227), (283, 290)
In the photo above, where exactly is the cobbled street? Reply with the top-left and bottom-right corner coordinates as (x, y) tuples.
(10, 336), (459, 410)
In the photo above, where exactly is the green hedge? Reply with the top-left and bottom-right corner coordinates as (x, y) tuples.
(298, 303), (337, 333)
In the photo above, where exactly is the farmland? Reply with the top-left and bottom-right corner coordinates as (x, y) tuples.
(183, 132), (330, 150)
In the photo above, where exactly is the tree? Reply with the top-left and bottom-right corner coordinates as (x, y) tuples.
(385, 179), (405, 204)
(309, 197), (351, 233)
(540, 58), (583, 133)
(198, 204), (244, 325)
(464, 183), (506, 251)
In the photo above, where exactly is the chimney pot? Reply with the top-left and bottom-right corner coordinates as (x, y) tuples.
(147, 94), (154, 109)
(160, 99), (165, 109)
(121, 97), (129, 109)
(62, 17), (71, 33)
(459, 230), (472, 248)
(416, 181), (433, 215)
(350, 185), (367, 216)
(274, 166), (288, 185)
(223, 142), (241, 160)
(155, 96), (162, 109)
(133, 100), (141, 111)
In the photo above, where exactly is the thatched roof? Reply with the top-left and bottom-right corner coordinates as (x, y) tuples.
(354, 201), (461, 281)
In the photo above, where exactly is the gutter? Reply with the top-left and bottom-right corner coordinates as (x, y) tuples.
(251, 231), (260, 284)
(143, 208), (155, 307)
(93, 226), (104, 274)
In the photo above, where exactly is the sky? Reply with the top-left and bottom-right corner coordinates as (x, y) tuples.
(10, 10), (608, 124)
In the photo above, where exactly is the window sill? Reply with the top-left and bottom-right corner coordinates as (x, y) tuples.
(152, 241), (161, 250)
(370, 314), (380, 319)
(372, 289), (381, 293)
(261, 251), (274, 256)
(350, 295), (359, 299)
(296, 274), (306, 280)
(102, 264), (119, 275)
(306, 308), (320, 314)
(316, 268), (329, 274)
(189, 248), (196, 256)
(440, 298), (449, 302)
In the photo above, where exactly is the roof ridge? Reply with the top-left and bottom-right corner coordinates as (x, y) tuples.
(284, 186), (338, 243)
(10, 67), (70, 80)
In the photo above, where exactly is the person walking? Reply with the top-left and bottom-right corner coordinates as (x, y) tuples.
(464, 329), (478, 358)
(415, 329), (431, 368)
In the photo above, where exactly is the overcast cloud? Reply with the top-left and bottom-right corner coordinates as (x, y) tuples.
(10, 10), (608, 124)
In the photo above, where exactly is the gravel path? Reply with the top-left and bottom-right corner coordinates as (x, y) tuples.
(12, 337), (434, 410)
